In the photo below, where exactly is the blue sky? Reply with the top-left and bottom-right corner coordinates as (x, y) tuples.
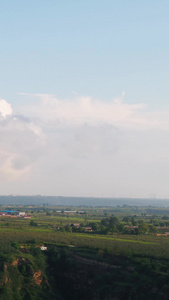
(0, 1), (169, 197)
(1, 0), (169, 106)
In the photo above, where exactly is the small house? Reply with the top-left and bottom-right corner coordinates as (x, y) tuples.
(40, 246), (47, 251)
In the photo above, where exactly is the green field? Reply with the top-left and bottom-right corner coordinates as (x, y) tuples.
(0, 205), (169, 299)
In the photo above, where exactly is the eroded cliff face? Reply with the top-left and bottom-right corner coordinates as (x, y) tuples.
(4, 258), (45, 285)
(0, 256), (52, 300)
(33, 270), (43, 285)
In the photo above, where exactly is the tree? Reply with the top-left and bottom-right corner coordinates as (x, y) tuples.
(30, 220), (38, 227)
(64, 225), (72, 232)
(88, 222), (98, 231)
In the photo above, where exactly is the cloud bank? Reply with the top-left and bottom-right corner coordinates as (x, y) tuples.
(1, 93), (169, 198)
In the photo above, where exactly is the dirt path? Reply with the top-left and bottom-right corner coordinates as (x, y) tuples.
(71, 254), (122, 269)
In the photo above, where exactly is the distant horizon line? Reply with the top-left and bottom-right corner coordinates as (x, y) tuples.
(0, 194), (169, 201)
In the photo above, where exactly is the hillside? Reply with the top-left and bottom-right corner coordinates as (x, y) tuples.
(0, 245), (169, 300)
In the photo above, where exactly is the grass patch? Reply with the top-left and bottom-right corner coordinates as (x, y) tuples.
(76, 234), (158, 245)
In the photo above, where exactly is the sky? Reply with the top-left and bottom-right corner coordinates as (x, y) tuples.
(0, 0), (169, 198)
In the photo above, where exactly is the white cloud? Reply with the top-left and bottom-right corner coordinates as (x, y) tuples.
(0, 155), (31, 181)
(1, 93), (169, 198)
(18, 93), (169, 131)
(0, 98), (12, 118)
(17, 93), (148, 130)
(0, 102), (47, 182)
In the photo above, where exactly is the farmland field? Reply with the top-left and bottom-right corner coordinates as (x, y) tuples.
(0, 204), (169, 299)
